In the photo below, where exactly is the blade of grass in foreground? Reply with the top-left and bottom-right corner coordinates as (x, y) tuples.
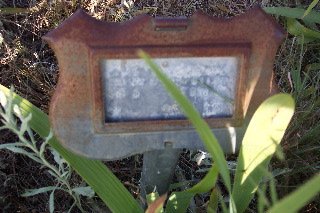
(138, 51), (231, 192)
(268, 174), (320, 213)
(0, 84), (143, 213)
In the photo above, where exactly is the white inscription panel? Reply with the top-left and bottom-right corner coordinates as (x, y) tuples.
(101, 57), (238, 122)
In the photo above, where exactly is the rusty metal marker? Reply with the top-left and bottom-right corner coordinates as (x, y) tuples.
(44, 7), (284, 195)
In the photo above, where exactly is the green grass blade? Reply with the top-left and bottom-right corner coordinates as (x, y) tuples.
(0, 84), (143, 213)
(139, 51), (231, 194)
(0, 7), (31, 14)
(263, 7), (320, 24)
(232, 94), (295, 213)
(207, 188), (219, 213)
(166, 192), (194, 213)
(187, 164), (219, 194)
(165, 164), (219, 212)
(303, 0), (319, 18)
(138, 51), (231, 192)
(287, 18), (320, 40)
(267, 174), (320, 213)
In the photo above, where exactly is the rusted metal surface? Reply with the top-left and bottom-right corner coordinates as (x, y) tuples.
(43, 6), (285, 160)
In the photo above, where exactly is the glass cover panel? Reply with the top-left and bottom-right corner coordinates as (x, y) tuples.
(101, 57), (238, 122)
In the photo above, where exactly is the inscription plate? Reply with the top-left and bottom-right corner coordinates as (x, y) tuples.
(102, 57), (238, 122)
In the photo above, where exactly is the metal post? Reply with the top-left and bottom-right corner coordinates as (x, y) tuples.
(140, 142), (181, 200)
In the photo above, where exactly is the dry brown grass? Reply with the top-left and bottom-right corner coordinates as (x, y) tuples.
(1, 0), (319, 212)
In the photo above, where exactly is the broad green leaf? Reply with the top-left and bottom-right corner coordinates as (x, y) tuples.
(268, 174), (320, 213)
(287, 18), (320, 40)
(232, 94), (295, 213)
(165, 164), (219, 212)
(138, 51), (231, 192)
(263, 7), (320, 24)
(22, 186), (57, 197)
(303, 0), (319, 18)
(0, 85), (143, 213)
(72, 186), (95, 198)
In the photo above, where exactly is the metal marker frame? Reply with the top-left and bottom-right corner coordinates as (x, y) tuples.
(43, 6), (285, 160)
(90, 45), (249, 133)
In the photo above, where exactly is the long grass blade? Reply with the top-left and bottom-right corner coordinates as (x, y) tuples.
(165, 164), (219, 212)
(287, 18), (320, 40)
(267, 174), (320, 213)
(138, 51), (231, 192)
(303, 0), (319, 18)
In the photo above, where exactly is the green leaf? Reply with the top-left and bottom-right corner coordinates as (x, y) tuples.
(49, 147), (66, 171)
(187, 164), (219, 194)
(138, 50), (231, 192)
(166, 192), (194, 213)
(305, 63), (320, 72)
(49, 189), (55, 213)
(268, 174), (320, 213)
(165, 164), (219, 212)
(263, 7), (320, 24)
(207, 188), (219, 213)
(303, 0), (319, 18)
(19, 113), (32, 134)
(0, 89), (7, 107)
(5, 146), (43, 164)
(40, 131), (52, 157)
(22, 186), (57, 197)
(0, 84), (143, 213)
(287, 18), (320, 40)
(72, 186), (95, 198)
(0, 143), (25, 149)
(232, 94), (295, 213)
(269, 178), (278, 205)
(0, 7), (31, 15)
